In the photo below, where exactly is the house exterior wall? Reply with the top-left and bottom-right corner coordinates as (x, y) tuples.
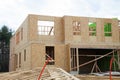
(10, 14), (120, 72)
(31, 43), (45, 68)
(9, 16), (30, 71)
(9, 36), (15, 71)
(28, 15), (64, 44)
(55, 44), (70, 72)
(64, 16), (120, 49)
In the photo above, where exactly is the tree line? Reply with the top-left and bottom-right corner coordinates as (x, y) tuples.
(0, 25), (12, 72)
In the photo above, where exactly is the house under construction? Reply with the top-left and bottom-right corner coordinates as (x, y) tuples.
(9, 14), (120, 74)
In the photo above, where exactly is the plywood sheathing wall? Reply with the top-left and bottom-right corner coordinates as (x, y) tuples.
(9, 16), (29, 71)
(28, 15), (38, 41)
(112, 19), (119, 42)
(55, 44), (70, 72)
(31, 43), (45, 68)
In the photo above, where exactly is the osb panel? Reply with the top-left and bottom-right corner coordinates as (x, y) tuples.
(10, 14), (120, 72)
(38, 36), (55, 44)
(112, 20), (119, 42)
(63, 16), (119, 44)
(80, 17), (89, 42)
(28, 15), (38, 41)
(9, 36), (16, 71)
(20, 17), (29, 44)
(55, 44), (70, 72)
(105, 37), (112, 43)
(31, 43), (45, 68)
(28, 15), (64, 44)
(21, 46), (31, 70)
(13, 45), (31, 71)
(14, 16), (29, 46)
(38, 15), (55, 21)
(88, 17), (97, 22)
(89, 36), (97, 43)
(73, 36), (82, 42)
(54, 17), (64, 42)
(9, 16), (30, 71)
(96, 18), (105, 42)
(72, 16), (82, 21)
(103, 18), (112, 23)
(64, 16), (73, 43)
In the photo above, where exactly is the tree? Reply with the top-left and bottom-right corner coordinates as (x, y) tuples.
(0, 25), (12, 45)
(88, 22), (112, 36)
(0, 25), (12, 72)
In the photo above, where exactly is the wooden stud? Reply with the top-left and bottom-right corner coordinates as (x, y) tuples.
(76, 48), (79, 73)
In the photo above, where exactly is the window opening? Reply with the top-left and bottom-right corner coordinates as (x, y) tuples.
(19, 53), (21, 67)
(24, 49), (26, 61)
(21, 28), (23, 40)
(16, 32), (20, 44)
(15, 54), (18, 68)
(46, 46), (54, 65)
(38, 21), (54, 35)
(73, 21), (81, 35)
(104, 23), (112, 36)
(88, 22), (96, 36)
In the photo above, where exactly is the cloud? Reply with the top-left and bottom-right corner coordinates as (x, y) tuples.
(0, 0), (30, 30)
(0, 0), (120, 31)
(86, 0), (120, 18)
(38, 0), (73, 16)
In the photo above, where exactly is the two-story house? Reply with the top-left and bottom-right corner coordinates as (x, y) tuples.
(9, 14), (120, 74)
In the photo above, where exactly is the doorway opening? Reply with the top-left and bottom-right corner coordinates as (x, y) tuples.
(46, 46), (55, 65)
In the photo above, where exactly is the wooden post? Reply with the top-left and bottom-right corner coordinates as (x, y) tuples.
(48, 27), (53, 35)
(117, 49), (120, 69)
(113, 50), (116, 71)
(73, 48), (75, 71)
(76, 48), (79, 74)
(70, 48), (72, 71)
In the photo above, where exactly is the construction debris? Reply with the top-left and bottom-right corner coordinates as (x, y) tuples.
(75, 74), (120, 80)
(91, 71), (120, 76)
(0, 67), (80, 80)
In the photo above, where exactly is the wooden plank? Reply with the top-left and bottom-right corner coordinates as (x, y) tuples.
(76, 48), (79, 73)
(78, 55), (113, 57)
(48, 27), (53, 35)
(72, 50), (116, 70)
(117, 50), (120, 69)
(113, 50), (116, 71)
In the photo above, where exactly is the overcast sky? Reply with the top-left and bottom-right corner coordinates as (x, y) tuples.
(0, 0), (120, 31)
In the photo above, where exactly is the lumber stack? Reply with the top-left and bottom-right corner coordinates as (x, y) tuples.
(0, 66), (80, 80)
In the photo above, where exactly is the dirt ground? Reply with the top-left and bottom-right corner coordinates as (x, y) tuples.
(0, 67), (79, 80)
(0, 68), (120, 80)
(75, 75), (120, 80)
